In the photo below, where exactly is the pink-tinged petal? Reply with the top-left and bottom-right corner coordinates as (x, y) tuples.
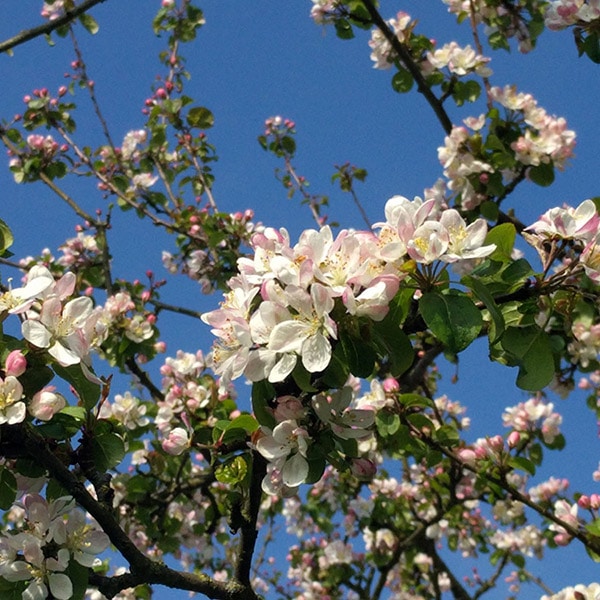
(244, 348), (276, 382)
(268, 321), (308, 353)
(22, 319), (51, 349)
(5, 350), (27, 377)
(282, 453), (309, 487)
(54, 271), (76, 299)
(301, 333), (331, 373)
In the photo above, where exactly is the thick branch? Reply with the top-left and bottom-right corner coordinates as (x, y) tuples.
(0, 0), (108, 55)
(235, 452), (267, 585)
(20, 424), (259, 600)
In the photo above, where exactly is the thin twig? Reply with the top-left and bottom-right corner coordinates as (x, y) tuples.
(0, 0), (108, 55)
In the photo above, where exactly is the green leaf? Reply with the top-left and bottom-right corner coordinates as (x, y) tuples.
(53, 364), (100, 410)
(583, 32), (600, 63)
(227, 414), (259, 433)
(321, 343), (350, 389)
(340, 331), (375, 378)
(485, 223), (516, 261)
(0, 218), (14, 255)
(391, 68), (414, 93)
(78, 13), (99, 35)
(528, 162), (555, 187)
(0, 468), (17, 510)
(215, 455), (249, 485)
(432, 425), (460, 447)
(508, 456), (536, 476)
(91, 432), (125, 471)
(372, 318), (414, 377)
(376, 411), (400, 437)
(398, 393), (435, 409)
(586, 518), (600, 537)
(501, 326), (555, 391)
(186, 106), (214, 129)
(334, 18), (354, 40)
(251, 381), (276, 429)
(462, 275), (505, 343)
(65, 559), (89, 600)
(419, 291), (483, 353)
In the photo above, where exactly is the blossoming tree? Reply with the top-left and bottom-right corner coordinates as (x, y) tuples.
(0, 0), (599, 598)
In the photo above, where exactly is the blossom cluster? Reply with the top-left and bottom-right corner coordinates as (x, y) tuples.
(367, 10), (493, 81)
(544, 0), (600, 30)
(0, 494), (109, 600)
(439, 85), (576, 208)
(202, 195), (495, 387)
(155, 350), (211, 455)
(0, 266), (157, 389)
(502, 395), (563, 445)
(254, 386), (377, 495)
(526, 198), (600, 284)
(443, 0), (547, 52)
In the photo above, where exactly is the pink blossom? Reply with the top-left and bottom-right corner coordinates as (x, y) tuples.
(29, 387), (66, 421)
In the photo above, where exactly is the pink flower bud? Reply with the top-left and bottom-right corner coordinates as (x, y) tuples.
(591, 494), (600, 510)
(488, 435), (504, 452)
(29, 387), (66, 421)
(457, 448), (477, 465)
(162, 427), (190, 455)
(382, 377), (400, 393)
(5, 350), (27, 377)
(578, 495), (591, 509)
(507, 431), (521, 448)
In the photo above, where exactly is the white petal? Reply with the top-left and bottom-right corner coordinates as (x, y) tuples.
(301, 333), (331, 373)
(267, 353), (297, 383)
(22, 320), (51, 348)
(282, 453), (309, 487)
(268, 321), (308, 353)
(48, 572), (73, 600)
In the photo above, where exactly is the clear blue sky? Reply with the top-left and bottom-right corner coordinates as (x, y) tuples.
(1, 2), (599, 598)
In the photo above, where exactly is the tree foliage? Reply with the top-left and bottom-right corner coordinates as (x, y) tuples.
(0, 1), (599, 599)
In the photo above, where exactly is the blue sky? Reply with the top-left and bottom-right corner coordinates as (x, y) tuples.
(1, 2), (600, 598)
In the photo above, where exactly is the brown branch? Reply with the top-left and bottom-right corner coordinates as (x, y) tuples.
(0, 0), (108, 55)
(361, 0), (453, 135)
(125, 357), (165, 403)
(20, 423), (260, 600)
(235, 452), (267, 585)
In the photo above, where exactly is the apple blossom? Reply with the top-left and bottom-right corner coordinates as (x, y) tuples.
(255, 420), (310, 490)
(29, 387), (66, 421)
(0, 376), (25, 425)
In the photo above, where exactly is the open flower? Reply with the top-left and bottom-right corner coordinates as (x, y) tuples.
(255, 420), (310, 490)
(22, 296), (94, 366)
(0, 375), (25, 425)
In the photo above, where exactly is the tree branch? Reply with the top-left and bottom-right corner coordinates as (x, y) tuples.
(20, 423), (260, 600)
(361, 0), (453, 136)
(235, 452), (267, 586)
(0, 0), (109, 55)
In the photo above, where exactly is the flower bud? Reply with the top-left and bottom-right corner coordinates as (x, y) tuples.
(162, 427), (190, 455)
(5, 350), (27, 377)
(29, 387), (66, 421)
